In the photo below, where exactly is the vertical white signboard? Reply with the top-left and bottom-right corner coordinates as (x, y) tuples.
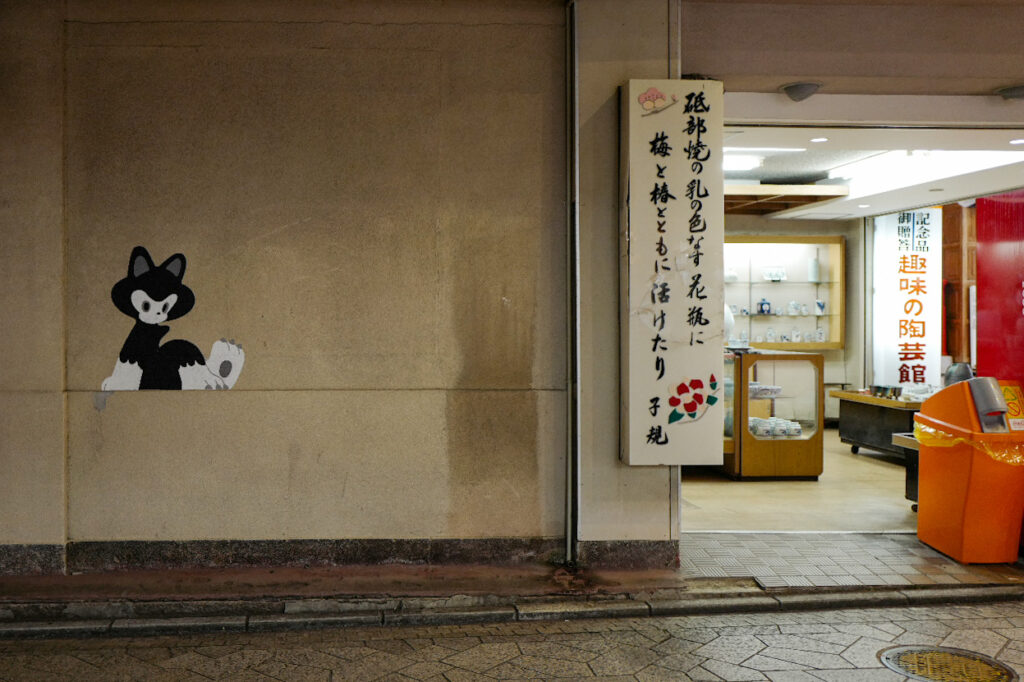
(872, 209), (943, 387)
(620, 80), (724, 466)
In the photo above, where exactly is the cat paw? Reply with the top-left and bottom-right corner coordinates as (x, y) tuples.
(179, 362), (227, 390)
(101, 361), (142, 391)
(207, 338), (245, 389)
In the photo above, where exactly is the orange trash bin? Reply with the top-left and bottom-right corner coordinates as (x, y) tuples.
(914, 378), (1024, 564)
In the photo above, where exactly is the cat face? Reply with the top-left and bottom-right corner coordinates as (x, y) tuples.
(130, 290), (179, 324)
(111, 246), (195, 323)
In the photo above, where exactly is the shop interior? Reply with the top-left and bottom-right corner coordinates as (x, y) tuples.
(681, 124), (1024, 534)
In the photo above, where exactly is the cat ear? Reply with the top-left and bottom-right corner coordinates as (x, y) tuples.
(129, 246), (154, 278)
(160, 253), (187, 280)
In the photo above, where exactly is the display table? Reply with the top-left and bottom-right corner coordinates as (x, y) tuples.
(829, 390), (922, 457)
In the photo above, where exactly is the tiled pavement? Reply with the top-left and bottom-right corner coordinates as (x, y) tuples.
(680, 532), (1024, 590)
(6, 600), (1024, 680)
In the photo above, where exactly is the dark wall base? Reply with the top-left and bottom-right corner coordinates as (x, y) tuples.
(3, 539), (679, 574)
(577, 540), (679, 570)
(66, 538), (565, 573)
(0, 545), (66, 575)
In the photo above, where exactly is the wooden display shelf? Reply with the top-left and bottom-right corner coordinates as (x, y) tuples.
(754, 342), (843, 351)
(725, 235), (845, 351)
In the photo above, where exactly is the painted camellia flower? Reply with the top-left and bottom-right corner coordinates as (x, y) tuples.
(667, 374), (720, 424)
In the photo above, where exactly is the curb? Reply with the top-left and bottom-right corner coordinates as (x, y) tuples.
(1, 584), (1023, 639)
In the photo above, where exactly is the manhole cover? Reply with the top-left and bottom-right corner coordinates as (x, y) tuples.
(879, 646), (1018, 682)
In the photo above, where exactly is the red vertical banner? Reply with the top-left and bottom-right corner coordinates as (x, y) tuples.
(976, 190), (1024, 383)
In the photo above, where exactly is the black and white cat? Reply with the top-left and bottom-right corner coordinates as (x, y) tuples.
(101, 246), (245, 391)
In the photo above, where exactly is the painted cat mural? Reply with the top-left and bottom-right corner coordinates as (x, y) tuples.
(101, 246), (245, 391)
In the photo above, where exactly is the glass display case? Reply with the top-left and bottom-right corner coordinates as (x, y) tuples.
(724, 235), (844, 350)
(722, 350), (824, 479)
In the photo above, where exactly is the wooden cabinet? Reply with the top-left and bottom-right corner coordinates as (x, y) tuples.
(724, 235), (845, 350)
(723, 350), (824, 479)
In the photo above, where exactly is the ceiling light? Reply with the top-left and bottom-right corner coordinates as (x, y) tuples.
(996, 85), (1024, 100)
(779, 82), (821, 102)
(1011, 139), (1024, 145)
(858, 204), (870, 209)
(723, 154), (763, 171)
(810, 137), (828, 143)
(724, 147), (805, 153)
(828, 150), (1024, 199)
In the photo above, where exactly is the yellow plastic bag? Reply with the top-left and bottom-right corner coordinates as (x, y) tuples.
(914, 421), (1024, 466)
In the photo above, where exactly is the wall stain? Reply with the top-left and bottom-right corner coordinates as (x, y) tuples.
(444, 218), (542, 537)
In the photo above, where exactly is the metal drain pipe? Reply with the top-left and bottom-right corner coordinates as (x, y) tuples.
(564, 0), (581, 567)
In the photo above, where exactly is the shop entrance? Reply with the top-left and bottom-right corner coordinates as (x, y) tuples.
(677, 116), (1024, 584)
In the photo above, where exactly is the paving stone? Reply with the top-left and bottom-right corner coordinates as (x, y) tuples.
(588, 644), (663, 676)
(810, 670), (906, 681)
(763, 671), (821, 682)
(499, 654), (594, 677)
(432, 636), (482, 652)
(326, 650), (419, 681)
(755, 634), (847, 654)
(837, 637), (892, 668)
(515, 600), (650, 621)
(690, 663), (730, 680)
(8, 652), (103, 677)
(398, 660), (454, 680)
(442, 669), (499, 681)
(271, 646), (355, 669)
(940, 627), (1009, 657)
(656, 651), (705, 672)
(890, 630), (943, 646)
(654, 636), (703, 655)
(701, 658), (768, 681)
(742, 654), (811, 671)
(365, 639), (417, 655)
(517, 641), (599, 662)
(636, 664), (699, 681)
(440, 642), (520, 673)
(832, 624), (903, 641)
(756, 647), (853, 669)
(252, 658), (331, 681)
(693, 635), (767, 665)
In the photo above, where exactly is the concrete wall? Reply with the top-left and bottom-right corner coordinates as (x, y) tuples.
(0, 2), (66, 558)
(2, 0), (568, 566)
(6, 0), (1024, 572)
(577, 0), (682, 546)
(680, 1), (1024, 96)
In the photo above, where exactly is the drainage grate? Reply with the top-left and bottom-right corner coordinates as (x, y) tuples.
(879, 646), (1018, 682)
